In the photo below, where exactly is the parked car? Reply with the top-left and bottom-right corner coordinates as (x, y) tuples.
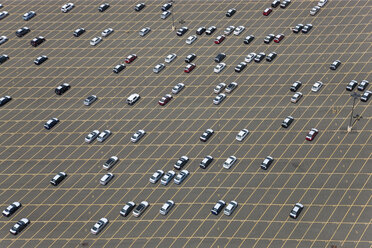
(205, 26), (216, 35)
(131, 129), (146, 143)
(263, 8), (272, 16)
(2, 202), (21, 217)
(234, 25), (245, 35)
(127, 93), (140, 105)
(9, 218), (29, 235)
(214, 53), (226, 63)
(282, 116), (294, 128)
(310, 6), (320, 15)
(346, 80), (358, 91)
(16, 27), (30, 37)
(224, 26), (235, 35)
(165, 53), (177, 63)
(214, 63), (226, 73)
(150, 170), (164, 184)
(330, 60), (341, 70)
(84, 95), (97, 106)
(211, 200), (225, 215)
(236, 129), (249, 141)
(214, 83), (226, 94)
(224, 201), (238, 216)
(272, 0), (280, 8)
(133, 201), (149, 217)
(289, 203), (304, 219)
(280, 0), (291, 8)
(264, 34), (275, 44)
(120, 202), (135, 217)
(235, 62), (247, 72)
(98, 3), (110, 12)
(274, 33), (285, 43)
(186, 35), (197, 44)
(103, 156), (118, 170)
(31, 36), (45, 47)
(100, 173), (114, 185)
(361, 91), (371, 102)
(34, 55), (48, 65)
(311, 81), (323, 92)
(97, 130), (111, 142)
(261, 156), (274, 170)
(44, 118), (59, 130)
(302, 24), (313, 33)
(90, 218), (108, 235)
(358, 80), (369, 91)
(292, 24), (304, 33)
(176, 26), (188, 36)
(223, 156), (237, 169)
(225, 82), (238, 93)
(113, 64), (126, 74)
(184, 63), (196, 73)
(50, 172), (67, 186)
(161, 10), (171, 19)
(23, 11), (36, 21)
(243, 35), (254, 44)
(214, 35), (225, 44)
(306, 128), (319, 141)
(0, 35), (8, 45)
(226, 8), (236, 17)
(161, 170), (176, 185)
(160, 200), (175, 216)
(139, 27), (151, 36)
(85, 130), (100, 143)
(90, 36), (102, 46)
(185, 53), (196, 63)
(0, 11), (9, 20)
(213, 93), (226, 105)
(318, 0), (328, 7)
(174, 170), (189, 184)
(254, 52), (266, 63)
(174, 156), (189, 170)
(73, 28), (85, 37)
(196, 26), (206, 35)
(200, 129), (214, 142)
(102, 28), (114, 37)
(55, 83), (70, 95)
(153, 63), (165, 73)
(245, 52), (256, 63)
(172, 83), (184, 94)
(161, 3), (172, 11)
(125, 54), (137, 64)
(266, 52), (277, 62)
(134, 3), (145, 11)
(290, 81), (302, 92)
(0, 95), (11, 106)
(61, 3), (74, 13)
(291, 92), (303, 103)
(200, 155), (213, 169)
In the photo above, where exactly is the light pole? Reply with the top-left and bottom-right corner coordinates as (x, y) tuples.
(347, 92), (361, 132)
(170, 0), (175, 30)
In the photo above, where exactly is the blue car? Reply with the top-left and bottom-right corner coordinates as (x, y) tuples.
(23, 11), (36, 21)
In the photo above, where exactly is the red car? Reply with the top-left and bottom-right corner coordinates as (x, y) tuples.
(158, 94), (172, 106)
(274, 33), (285, 43)
(263, 8), (272, 16)
(125, 54), (137, 64)
(306, 128), (319, 141)
(184, 63), (196, 73)
(214, 35), (225, 44)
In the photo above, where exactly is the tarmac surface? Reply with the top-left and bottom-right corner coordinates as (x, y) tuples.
(0, 0), (371, 247)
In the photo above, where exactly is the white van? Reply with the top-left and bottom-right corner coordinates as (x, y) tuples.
(127, 93), (140, 105)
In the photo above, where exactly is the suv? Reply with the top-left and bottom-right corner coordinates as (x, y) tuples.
(103, 156), (118, 170)
(50, 172), (67, 186)
(290, 81), (302, 92)
(200, 155), (213, 169)
(214, 53), (226, 63)
(211, 200), (225, 215)
(134, 3), (145, 11)
(261, 156), (274, 170)
(358, 80), (369, 91)
(126, 93), (140, 105)
(226, 8), (236, 17)
(61, 3), (74, 13)
(31, 36), (45, 47)
(16, 27), (30, 37)
(161, 3), (172, 11)
(55, 83), (70, 95)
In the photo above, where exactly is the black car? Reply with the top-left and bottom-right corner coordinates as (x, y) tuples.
(185, 53), (196, 63)
(243, 35), (254, 44)
(254, 52), (265, 63)
(0, 54), (9, 64)
(346, 80), (357, 91)
(272, 0), (280, 8)
(55, 83), (70, 95)
(290, 81), (302, 92)
(200, 155), (213, 169)
(205, 26), (216, 35)
(280, 0), (291, 8)
(34, 55), (48, 65)
(174, 156), (189, 170)
(264, 33), (275, 44)
(16, 27), (30, 37)
(113, 64), (126, 74)
(50, 172), (67, 186)
(2, 202), (21, 217)
(214, 53), (226, 63)
(120, 202), (136, 217)
(261, 156), (274, 170)
(44, 118), (59, 130)
(302, 24), (312, 33)
(226, 8), (236, 17)
(282, 116), (294, 128)
(196, 26), (206, 35)
(10, 218), (30, 235)
(135, 3), (145, 11)
(358, 80), (369, 91)
(361, 91), (371, 102)
(211, 200), (225, 215)
(31, 36), (45, 47)
(200, 129), (214, 142)
(330, 60), (341, 70)
(176, 26), (188, 36)
(266, 52), (277, 62)
(292, 24), (304, 33)
(161, 3), (172, 11)
(73, 28), (85, 37)
(235, 62), (247, 73)
(0, 96), (11, 106)
(98, 3), (110, 12)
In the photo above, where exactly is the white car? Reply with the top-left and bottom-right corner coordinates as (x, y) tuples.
(245, 52), (256, 63)
(153, 63), (165, 73)
(91, 218), (108, 235)
(310, 6), (320, 15)
(213, 93), (226, 105)
(214, 63), (226, 73)
(85, 130), (100, 143)
(90, 36), (102, 46)
(311, 81), (323, 92)
(318, 0), (327, 7)
(61, 3), (74, 13)
(100, 173), (114, 185)
(224, 25), (235, 35)
(139, 27), (151, 36)
(174, 170), (189, 185)
(0, 35), (8, 45)
(103, 156), (119, 170)
(165, 53), (177, 63)
(186, 35), (197, 44)
(150, 170), (164, 184)
(97, 130), (111, 142)
(101, 28), (113, 37)
(223, 156), (237, 169)
(234, 26), (245, 35)
(236, 129), (249, 141)
(172, 83), (184, 94)
(131, 129), (146, 143)
(214, 83), (226, 94)
(160, 200), (175, 215)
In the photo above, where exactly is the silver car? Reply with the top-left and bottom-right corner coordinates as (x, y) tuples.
(223, 156), (237, 169)
(234, 25), (245, 35)
(85, 130), (99, 143)
(101, 28), (113, 37)
(214, 63), (226, 73)
(100, 173), (114, 185)
(153, 63), (165, 73)
(0, 11), (9, 20)
(84, 95), (97, 106)
(161, 10), (171, 19)
(291, 92), (303, 103)
(150, 170), (164, 184)
(245, 52), (256, 63)
(310, 6), (320, 15)
(236, 129), (249, 141)
(174, 170), (189, 185)
(139, 27), (151, 36)
(97, 130), (111, 142)
(224, 25), (235, 35)
(311, 81), (323, 92)
(165, 53), (177, 63)
(90, 36), (102, 46)
(213, 93), (226, 105)
(0, 35), (8, 45)
(61, 3), (74, 13)
(214, 83), (226, 94)
(131, 129), (146, 143)
(224, 201), (238, 216)
(103, 156), (118, 170)
(225, 82), (238, 93)
(172, 83), (184, 94)
(186, 35), (197, 44)
(161, 170), (176, 186)
(160, 200), (175, 215)
(91, 218), (108, 235)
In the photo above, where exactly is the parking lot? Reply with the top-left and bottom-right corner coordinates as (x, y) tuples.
(0, 0), (371, 247)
